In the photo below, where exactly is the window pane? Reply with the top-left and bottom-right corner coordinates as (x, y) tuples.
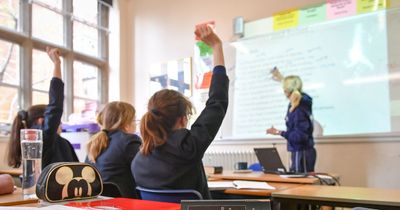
(32, 91), (48, 105)
(73, 0), (98, 24)
(32, 4), (63, 46)
(0, 40), (19, 85)
(32, 49), (63, 91)
(73, 61), (98, 100)
(73, 21), (98, 56)
(73, 98), (97, 118)
(0, 86), (18, 123)
(0, 0), (19, 31)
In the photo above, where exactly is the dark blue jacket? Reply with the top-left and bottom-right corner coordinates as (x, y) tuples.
(281, 93), (314, 152)
(87, 131), (141, 198)
(131, 66), (229, 199)
(39, 78), (79, 168)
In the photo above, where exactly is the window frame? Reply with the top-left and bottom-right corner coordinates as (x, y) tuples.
(0, 0), (109, 122)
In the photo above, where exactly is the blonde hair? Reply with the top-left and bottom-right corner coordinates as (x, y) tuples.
(87, 101), (136, 162)
(283, 75), (303, 112)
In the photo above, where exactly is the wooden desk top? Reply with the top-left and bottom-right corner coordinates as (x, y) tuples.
(272, 185), (400, 207)
(0, 168), (22, 176)
(224, 182), (304, 197)
(209, 171), (319, 184)
(0, 188), (39, 206)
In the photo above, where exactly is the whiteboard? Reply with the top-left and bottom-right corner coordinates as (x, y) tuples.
(212, 8), (400, 140)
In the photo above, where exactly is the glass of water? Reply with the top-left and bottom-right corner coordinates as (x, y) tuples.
(20, 129), (43, 199)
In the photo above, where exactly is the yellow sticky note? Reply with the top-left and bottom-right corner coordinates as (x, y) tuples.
(357, 0), (389, 13)
(273, 10), (299, 31)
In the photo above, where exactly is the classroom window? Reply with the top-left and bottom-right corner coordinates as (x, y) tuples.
(0, 0), (110, 135)
(32, 3), (64, 46)
(0, 0), (19, 31)
(72, 0), (104, 57)
(73, 21), (98, 57)
(73, 61), (99, 116)
(0, 40), (19, 124)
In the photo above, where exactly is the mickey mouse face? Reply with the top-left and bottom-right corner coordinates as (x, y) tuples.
(55, 166), (97, 200)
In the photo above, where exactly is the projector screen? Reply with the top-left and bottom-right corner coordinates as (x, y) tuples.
(211, 8), (400, 140)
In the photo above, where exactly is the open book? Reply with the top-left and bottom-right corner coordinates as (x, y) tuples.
(208, 180), (275, 190)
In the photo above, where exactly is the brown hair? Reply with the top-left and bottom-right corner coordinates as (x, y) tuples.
(87, 101), (136, 163)
(140, 89), (193, 155)
(8, 105), (46, 168)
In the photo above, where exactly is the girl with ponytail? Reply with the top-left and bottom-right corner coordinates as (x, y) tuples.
(7, 47), (78, 169)
(132, 23), (229, 199)
(267, 72), (316, 173)
(86, 101), (141, 198)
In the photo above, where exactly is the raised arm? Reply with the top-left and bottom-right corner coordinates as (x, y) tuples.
(46, 47), (61, 79)
(187, 25), (228, 157)
(42, 47), (64, 161)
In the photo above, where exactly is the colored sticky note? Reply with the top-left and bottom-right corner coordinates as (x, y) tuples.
(326, 0), (357, 20)
(300, 4), (326, 25)
(196, 41), (213, 57)
(357, 0), (388, 13)
(273, 10), (300, 31)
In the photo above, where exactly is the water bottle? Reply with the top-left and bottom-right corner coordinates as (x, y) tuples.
(20, 129), (43, 198)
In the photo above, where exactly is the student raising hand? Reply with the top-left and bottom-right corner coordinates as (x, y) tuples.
(46, 47), (61, 79)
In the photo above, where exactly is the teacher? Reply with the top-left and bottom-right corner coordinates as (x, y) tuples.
(266, 70), (316, 173)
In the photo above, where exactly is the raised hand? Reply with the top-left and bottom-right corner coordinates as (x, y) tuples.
(195, 24), (222, 48)
(46, 47), (61, 65)
(46, 47), (61, 79)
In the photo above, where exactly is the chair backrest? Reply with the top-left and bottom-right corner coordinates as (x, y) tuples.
(102, 182), (122, 197)
(136, 186), (203, 203)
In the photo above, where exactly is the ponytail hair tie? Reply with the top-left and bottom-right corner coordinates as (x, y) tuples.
(150, 108), (161, 116)
(18, 110), (28, 120)
(102, 129), (109, 134)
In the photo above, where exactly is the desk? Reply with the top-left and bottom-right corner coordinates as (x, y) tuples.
(272, 185), (400, 210)
(209, 171), (319, 184)
(0, 188), (39, 206)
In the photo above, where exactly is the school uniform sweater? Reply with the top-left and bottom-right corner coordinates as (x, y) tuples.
(280, 93), (314, 152)
(131, 65), (229, 199)
(87, 131), (141, 198)
(40, 78), (79, 169)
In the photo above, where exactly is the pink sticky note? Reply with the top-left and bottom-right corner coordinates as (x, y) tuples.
(326, 0), (356, 20)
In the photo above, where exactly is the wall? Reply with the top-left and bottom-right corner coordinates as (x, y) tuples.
(118, 0), (400, 189)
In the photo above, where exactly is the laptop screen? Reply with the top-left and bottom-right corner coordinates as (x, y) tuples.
(254, 148), (287, 174)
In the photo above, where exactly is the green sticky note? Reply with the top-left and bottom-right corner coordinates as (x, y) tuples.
(196, 41), (213, 57)
(300, 4), (326, 26)
(357, 0), (388, 13)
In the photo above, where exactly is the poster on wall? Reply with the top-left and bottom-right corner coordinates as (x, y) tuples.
(149, 57), (192, 97)
(193, 21), (216, 90)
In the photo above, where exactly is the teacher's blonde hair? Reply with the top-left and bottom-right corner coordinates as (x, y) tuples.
(283, 75), (302, 112)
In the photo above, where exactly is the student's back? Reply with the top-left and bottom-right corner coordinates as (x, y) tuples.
(132, 24), (229, 199)
(86, 102), (141, 198)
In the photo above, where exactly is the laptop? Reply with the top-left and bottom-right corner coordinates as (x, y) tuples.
(254, 147), (307, 177)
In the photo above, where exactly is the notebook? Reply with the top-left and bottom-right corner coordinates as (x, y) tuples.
(254, 148), (307, 177)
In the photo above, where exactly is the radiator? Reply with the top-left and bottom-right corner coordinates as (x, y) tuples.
(202, 150), (258, 170)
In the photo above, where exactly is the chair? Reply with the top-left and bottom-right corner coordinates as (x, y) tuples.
(102, 182), (122, 197)
(248, 163), (263, 171)
(136, 186), (203, 203)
